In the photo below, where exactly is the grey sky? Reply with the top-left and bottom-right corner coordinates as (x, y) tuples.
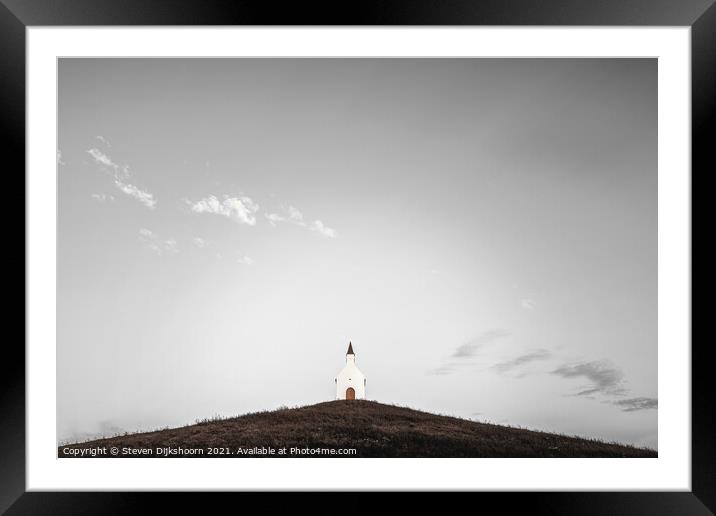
(57, 58), (657, 448)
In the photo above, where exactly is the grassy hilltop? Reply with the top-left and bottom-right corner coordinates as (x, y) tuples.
(59, 400), (656, 458)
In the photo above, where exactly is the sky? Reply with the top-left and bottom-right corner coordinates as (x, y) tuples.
(57, 58), (657, 449)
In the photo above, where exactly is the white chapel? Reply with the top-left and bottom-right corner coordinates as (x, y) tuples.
(335, 342), (366, 400)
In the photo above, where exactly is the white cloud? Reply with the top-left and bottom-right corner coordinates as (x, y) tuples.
(57, 150), (65, 166)
(265, 205), (305, 227)
(310, 220), (337, 238)
(237, 255), (254, 265)
(188, 195), (259, 225)
(286, 205), (304, 224)
(265, 213), (284, 226)
(163, 239), (178, 254)
(520, 298), (537, 310)
(95, 135), (111, 147)
(138, 228), (178, 255)
(87, 147), (154, 208)
(192, 237), (207, 248)
(91, 193), (115, 203)
(114, 179), (156, 209)
(265, 204), (336, 238)
(87, 148), (119, 172)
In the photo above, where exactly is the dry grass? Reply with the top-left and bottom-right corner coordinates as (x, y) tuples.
(58, 400), (656, 458)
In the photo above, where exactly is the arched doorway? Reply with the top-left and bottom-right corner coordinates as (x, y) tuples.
(346, 387), (355, 400)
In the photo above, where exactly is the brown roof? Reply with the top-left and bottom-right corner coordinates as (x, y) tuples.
(347, 342), (355, 355)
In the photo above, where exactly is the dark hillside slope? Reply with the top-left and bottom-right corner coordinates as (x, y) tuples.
(59, 400), (656, 458)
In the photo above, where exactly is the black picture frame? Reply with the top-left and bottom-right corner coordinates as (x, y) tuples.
(2, 0), (708, 513)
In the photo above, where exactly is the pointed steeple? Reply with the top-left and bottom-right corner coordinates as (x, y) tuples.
(346, 341), (354, 355)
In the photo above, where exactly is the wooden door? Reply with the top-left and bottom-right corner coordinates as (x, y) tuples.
(346, 387), (355, 400)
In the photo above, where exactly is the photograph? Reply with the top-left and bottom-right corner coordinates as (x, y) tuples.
(55, 57), (658, 459)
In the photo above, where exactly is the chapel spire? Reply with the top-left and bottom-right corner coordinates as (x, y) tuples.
(347, 342), (354, 355)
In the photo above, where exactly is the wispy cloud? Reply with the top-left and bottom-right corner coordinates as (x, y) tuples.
(265, 205), (305, 226)
(87, 148), (120, 172)
(285, 205), (305, 225)
(138, 228), (178, 256)
(492, 349), (552, 373)
(237, 255), (254, 266)
(551, 360), (628, 397)
(164, 239), (178, 254)
(265, 213), (284, 225)
(87, 147), (155, 209)
(95, 135), (111, 147)
(520, 298), (536, 310)
(551, 359), (658, 415)
(428, 330), (511, 376)
(191, 237), (207, 248)
(310, 220), (337, 238)
(613, 397), (658, 412)
(187, 195), (259, 225)
(451, 330), (511, 359)
(427, 365), (457, 376)
(288, 206), (305, 224)
(90, 193), (115, 203)
(57, 150), (65, 166)
(114, 180), (156, 209)
(265, 204), (337, 238)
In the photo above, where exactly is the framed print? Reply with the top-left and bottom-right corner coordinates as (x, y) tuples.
(3, 0), (709, 513)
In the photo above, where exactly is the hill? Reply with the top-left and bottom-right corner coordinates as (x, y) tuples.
(58, 400), (656, 458)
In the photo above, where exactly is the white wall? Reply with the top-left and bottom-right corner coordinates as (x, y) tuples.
(336, 355), (366, 399)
